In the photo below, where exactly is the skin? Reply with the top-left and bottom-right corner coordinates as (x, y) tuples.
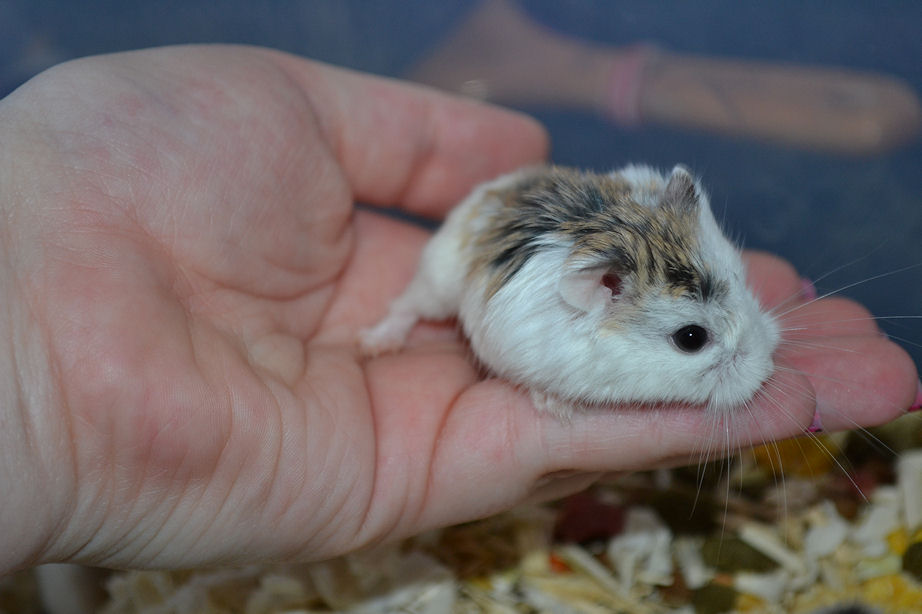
(0, 45), (916, 575)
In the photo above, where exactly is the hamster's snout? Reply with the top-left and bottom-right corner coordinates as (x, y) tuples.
(705, 302), (780, 409)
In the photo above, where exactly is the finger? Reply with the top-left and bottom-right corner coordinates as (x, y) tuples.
(262, 49), (549, 217)
(784, 334), (918, 431)
(411, 369), (818, 533)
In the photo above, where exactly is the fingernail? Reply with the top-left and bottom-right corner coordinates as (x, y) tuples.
(909, 380), (922, 412)
(800, 277), (818, 301)
(808, 410), (824, 433)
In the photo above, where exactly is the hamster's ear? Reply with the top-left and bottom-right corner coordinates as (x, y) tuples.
(558, 267), (622, 313)
(661, 165), (700, 214)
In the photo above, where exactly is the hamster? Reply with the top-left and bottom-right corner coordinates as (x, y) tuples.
(359, 164), (780, 416)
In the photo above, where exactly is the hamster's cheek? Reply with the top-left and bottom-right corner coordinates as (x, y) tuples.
(741, 250), (801, 309)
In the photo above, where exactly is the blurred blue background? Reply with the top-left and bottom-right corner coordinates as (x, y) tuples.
(2, 0), (920, 370)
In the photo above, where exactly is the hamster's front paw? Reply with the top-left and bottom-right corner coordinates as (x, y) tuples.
(530, 390), (577, 420)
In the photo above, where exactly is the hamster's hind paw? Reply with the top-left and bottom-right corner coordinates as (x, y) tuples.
(356, 311), (418, 358)
(530, 390), (577, 421)
(357, 326), (403, 357)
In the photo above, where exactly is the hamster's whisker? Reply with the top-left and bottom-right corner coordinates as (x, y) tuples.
(750, 394), (787, 481)
(799, 429), (860, 487)
(768, 291), (811, 318)
(754, 379), (872, 511)
(769, 365), (901, 460)
(689, 410), (720, 517)
(776, 314), (922, 351)
(808, 436), (868, 502)
(719, 419), (733, 539)
(875, 333), (922, 350)
(761, 371), (814, 411)
(847, 422), (908, 458)
(778, 315), (922, 330)
(769, 294), (824, 320)
(780, 332), (922, 353)
(722, 400), (763, 535)
(772, 364), (907, 419)
(776, 339), (862, 355)
(801, 242), (889, 287)
(762, 252), (885, 316)
(749, 390), (792, 520)
(697, 405), (724, 478)
(775, 325), (812, 333)
(771, 260), (922, 321)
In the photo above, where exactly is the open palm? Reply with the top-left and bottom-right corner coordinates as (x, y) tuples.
(0, 46), (916, 573)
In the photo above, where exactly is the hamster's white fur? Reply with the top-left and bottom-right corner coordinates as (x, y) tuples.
(360, 165), (779, 416)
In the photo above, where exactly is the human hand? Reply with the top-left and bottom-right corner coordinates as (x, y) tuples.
(0, 45), (916, 574)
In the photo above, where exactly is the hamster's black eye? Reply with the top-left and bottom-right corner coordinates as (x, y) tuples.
(672, 325), (709, 353)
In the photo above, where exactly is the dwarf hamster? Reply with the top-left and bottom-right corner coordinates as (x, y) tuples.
(359, 164), (780, 416)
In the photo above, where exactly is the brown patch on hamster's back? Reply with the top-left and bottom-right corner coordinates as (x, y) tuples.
(471, 166), (727, 303)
